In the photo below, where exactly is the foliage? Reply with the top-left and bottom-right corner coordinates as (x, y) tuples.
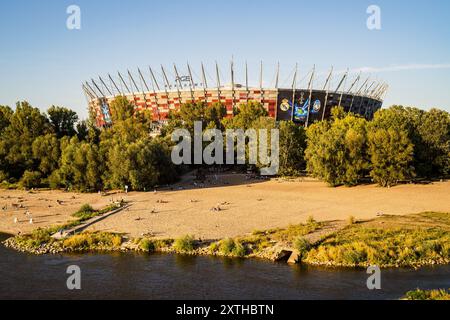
(139, 239), (156, 253)
(403, 289), (450, 300)
(222, 101), (268, 130)
(72, 204), (96, 220)
(173, 235), (196, 253)
(294, 237), (311, 258)
(47, 106), (78, 138)
(32, 134), (61, 176)
(62, 232), (122, 251)
(164, 102), (226, 135)
(304, 213), (450, 267)
(19, 170), (42, 189)
(278, 121), (307, 175)
(305, 107), (369, 186)
(367, 123), (414, 187)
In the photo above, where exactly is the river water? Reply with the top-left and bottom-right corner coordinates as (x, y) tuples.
(1, 233), (449, 300)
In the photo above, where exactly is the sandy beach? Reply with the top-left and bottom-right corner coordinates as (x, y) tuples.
(1, 175), (449, 239)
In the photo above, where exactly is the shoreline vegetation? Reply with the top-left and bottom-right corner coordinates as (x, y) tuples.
(3, 203), (449, 269)
(403, 288), (450, 300)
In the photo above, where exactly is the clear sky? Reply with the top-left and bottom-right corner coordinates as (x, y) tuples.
(0, 0), (449, 118)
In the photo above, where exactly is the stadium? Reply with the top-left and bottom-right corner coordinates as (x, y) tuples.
(83, 62), (388, 128)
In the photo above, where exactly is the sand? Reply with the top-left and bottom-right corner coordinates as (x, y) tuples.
(1, 175), (449, 239)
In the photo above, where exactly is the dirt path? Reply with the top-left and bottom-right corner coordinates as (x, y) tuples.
(1, 176), (449, 239)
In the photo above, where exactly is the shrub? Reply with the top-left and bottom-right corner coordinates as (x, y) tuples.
(173, 235), (195, 253)
(72, 204), (96, 220)
(367, 124), (414, 187)
(209, 242), (219, 253)
(63, 232), (122, 251)
(305, 109), (369, 186)
(348, 216), (356, 225)
(19, 171), (42, 189)
(307, 216), (316, 225)
(140, 239), (156, 253)
(219, 238), (236, 255)
(294, 237), (311, 258)
(232, 241), (246, 257)
(404, 289), (450, 300)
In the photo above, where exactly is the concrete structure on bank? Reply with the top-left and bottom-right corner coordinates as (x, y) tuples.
(83, 63), (388, 128)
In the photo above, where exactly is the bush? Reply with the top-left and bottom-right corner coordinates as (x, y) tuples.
(19, 171), (42, 189)
(367, 125), (414, 187)
(404, 289), (450, 300)
(63, 232), (122, 251)
(140, 239), (156, 253)
(232, 241), (246, 257)
(294, 237), (311, 258)
(219, 238), (236, 255)
(304, 219), (450, 268)
(305, 108), (369, 187)
(307, 215), (316, 225)
(72, 204), (96, 220)
(173, 235), (196, 253)
(348, 216), (356, 225)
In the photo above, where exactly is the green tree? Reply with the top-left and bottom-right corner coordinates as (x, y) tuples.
(417, 109), (450, 176)
(0, 105), (13, 133)
(57, 137), (103, 191)
(367, 125), (414, 187)
(279, 121), (307, 176)
(164, 102), (226, 135)
(223, 101), (268, 130)
(305, 109), (369, 186)
(109, 96), (135, 122)
(32, 134), (61, 176)
(19, 170), (42, 189)
(0, 102), (50, 178)
(47, 106), (78, 137)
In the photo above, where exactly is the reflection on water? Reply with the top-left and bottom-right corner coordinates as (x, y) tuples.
(0, 233), (449, 300)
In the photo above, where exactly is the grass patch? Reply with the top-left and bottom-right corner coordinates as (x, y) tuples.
(403, 289), (450, 300)
(294, 237), (311, 258)
(139, 239), (156, 253)
(304, 212), (450, 268)
(63, 232), (122, 251)
(173, 235), (196, 253)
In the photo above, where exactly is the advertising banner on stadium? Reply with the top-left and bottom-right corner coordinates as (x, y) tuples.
(276, 90), (327, 124)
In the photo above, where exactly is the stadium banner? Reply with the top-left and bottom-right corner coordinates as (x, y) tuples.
(276, 90), (327, 123)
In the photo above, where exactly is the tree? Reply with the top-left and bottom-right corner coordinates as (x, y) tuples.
(417, 108), (450, 176)
(164, 102), (226, 135)
(127, 138), (177, 190)
(223, 101), (268, 130)
(19, 170), (42, 189)
(372, 106), (450, 177)
(109, 96), (135, 122)
(57, 137), (103, 191)
(367, 125), (414, 187)
(32, 134), (61, 176)
(305, 109), (369, 186)
(0, 105), (13, 133)
(0, 102), (50, 178)
(104, 137), (177, 191)
(279, 121), (307, 176)
(47, 106), (78, 137)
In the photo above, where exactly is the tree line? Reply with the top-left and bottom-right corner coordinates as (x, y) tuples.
(0, 98), (448, 191)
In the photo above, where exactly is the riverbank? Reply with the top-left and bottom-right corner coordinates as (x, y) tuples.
(3, 211), (449, 269)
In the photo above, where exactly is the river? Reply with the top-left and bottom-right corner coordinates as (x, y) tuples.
(1, 233), (449, 300)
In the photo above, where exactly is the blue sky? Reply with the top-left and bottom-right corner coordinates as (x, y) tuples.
(0, 0), (449, 118)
